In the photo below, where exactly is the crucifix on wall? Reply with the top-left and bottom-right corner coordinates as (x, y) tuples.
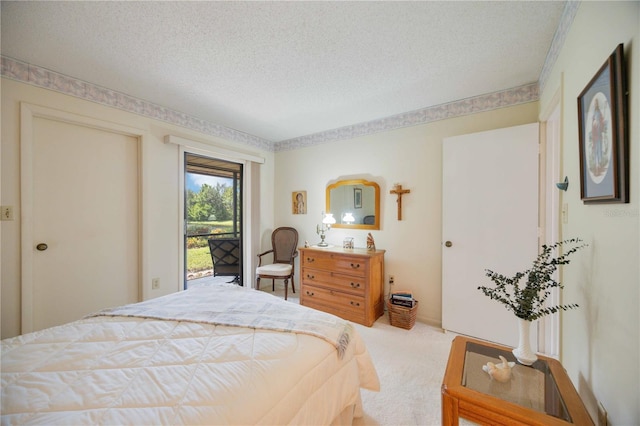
(390, 183), (410, 220)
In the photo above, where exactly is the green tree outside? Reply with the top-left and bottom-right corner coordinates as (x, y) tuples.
(186, 177), (239, 276)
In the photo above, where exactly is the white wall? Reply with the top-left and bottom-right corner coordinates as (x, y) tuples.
(540, 2), (639, 424)
(1, 79), (275, 339)
(274, 102), (538, 326)
(4, 6), (637, 421)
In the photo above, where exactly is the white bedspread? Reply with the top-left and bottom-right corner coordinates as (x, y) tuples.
(90, 285), (353, 358)
(1, 286), (380, 425)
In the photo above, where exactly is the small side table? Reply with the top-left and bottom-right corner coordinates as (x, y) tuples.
(441, 336), (593, 425)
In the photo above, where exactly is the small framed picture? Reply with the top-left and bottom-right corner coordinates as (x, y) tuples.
(292, 191), (307, 214)
(577, 44), (629, 204)
(354, 188), (362, 209)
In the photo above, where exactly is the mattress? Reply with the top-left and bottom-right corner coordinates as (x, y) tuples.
(1, 285), (380, 425)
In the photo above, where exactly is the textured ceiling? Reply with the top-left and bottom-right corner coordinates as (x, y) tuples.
(1, 1), (565, 143)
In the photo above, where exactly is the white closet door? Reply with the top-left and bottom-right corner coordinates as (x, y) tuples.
(442, 123), (539, 347)
(26, 114), (139, 332)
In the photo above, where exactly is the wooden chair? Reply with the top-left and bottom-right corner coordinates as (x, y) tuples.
(256, 227), (298, 300)
(208, 238), (240, 284)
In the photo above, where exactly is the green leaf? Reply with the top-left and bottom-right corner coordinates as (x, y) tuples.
(477, 239), (587, 321)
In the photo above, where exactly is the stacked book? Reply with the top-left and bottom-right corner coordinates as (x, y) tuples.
(390, 291), (416, 308)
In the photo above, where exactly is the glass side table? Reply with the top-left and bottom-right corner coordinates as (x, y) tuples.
(441, 336), (593, 426)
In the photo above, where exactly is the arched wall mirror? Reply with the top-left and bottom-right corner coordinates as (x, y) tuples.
(326, 179), (380, 230)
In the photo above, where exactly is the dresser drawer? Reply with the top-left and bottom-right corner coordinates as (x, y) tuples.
(298, 247), (385, 327)
(301, 268), (366, 295)
(301, 285), (365, 314)
(302, 299), (366, 325)
(301, 251), (368, 277)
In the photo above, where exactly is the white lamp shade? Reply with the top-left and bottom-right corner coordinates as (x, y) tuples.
(322, 213), (336, 224)
(342, 212), (355, 223)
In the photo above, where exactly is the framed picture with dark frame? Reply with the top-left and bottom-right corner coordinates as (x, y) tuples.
(577, 43), (629, 204)
(354, 188), (362, 209)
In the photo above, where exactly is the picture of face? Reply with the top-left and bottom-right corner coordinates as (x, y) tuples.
(293, 191), (307, 214)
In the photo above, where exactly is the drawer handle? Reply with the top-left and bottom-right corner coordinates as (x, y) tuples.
(350, 282), (360, 288)
(306, 291), (315, 296)
(350, 263), (360, 269)
(306, 274), (315, 279)
(306, 257), (315, 263)
(350, 301), (360, 307)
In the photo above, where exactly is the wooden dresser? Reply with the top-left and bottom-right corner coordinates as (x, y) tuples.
(299, 246), (385, 327)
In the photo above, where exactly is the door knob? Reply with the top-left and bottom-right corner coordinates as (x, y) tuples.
(445, 241), (453, 248)
(36, 243), (48, 251)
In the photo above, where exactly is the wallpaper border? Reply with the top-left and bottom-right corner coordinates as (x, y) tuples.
(1, 56), (540, 153)
(275, 83), (538, 151)
(538, 1), (580, 92)
(0, 56), (273, 152)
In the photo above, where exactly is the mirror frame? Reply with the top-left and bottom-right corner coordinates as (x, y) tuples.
(326, 179), (380, 230)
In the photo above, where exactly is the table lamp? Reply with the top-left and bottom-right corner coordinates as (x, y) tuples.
(316, 212), (336, 247)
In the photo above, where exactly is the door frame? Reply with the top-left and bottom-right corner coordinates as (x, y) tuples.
(167, 135), (264, 291)
(183, 153), (244, 287)
(20, 103), (148, 333)
(539, 88), (563, 358)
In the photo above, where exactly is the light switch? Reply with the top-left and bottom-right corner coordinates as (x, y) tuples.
(1, 206), (14, 221)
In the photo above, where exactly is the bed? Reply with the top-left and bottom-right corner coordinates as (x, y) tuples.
(1, 284), (380, 425)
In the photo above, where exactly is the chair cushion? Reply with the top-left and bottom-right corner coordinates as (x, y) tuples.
(256, 264), (292, 277)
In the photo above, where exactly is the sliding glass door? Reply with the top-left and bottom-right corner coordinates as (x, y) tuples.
(184, 153), (243, 288)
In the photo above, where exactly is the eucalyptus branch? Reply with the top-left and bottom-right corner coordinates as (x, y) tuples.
(477, 238), (587, 321)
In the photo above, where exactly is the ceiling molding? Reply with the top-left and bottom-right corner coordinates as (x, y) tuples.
(274, 83), (538, 152)
(538, 1), (581, 92)
(1, 55), (537, 153)
(1, 56), (272, 152)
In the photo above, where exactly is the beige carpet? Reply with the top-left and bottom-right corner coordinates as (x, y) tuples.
(351, 314), (458, 425)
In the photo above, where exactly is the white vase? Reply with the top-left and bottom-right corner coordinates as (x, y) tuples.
(512, 318), (538, 365)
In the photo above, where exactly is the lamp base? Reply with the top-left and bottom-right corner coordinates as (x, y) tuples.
(316, 226), (328, 247)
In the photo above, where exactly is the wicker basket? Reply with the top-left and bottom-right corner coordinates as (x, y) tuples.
(387, 299), (418, 330)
